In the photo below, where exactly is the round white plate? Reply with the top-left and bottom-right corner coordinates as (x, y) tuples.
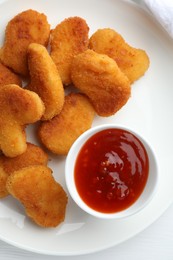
(0, 0), (173, 256)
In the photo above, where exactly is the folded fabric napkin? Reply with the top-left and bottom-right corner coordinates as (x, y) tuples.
(143, 0), (173, 38)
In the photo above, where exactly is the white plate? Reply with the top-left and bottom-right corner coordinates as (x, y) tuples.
(0, 0), (173, 256)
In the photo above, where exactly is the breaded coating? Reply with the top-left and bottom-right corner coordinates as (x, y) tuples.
(71, 50), (131, 117)
(0, 62), (22, 87)
(27, 43), (65, 120)
(50, 17), (89, 85)
(0, 48), (2, 58)
(38, 93), (95, 155)
(0, 9), (50, 76)
(89, 28), (150, 83)
(0, 168), (8, 198)
(0, 84), (45, 157)
(0, 143), (48, 198)
(6, 165), (68, 227)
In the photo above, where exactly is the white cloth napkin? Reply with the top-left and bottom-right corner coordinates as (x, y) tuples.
(143, 0), (173, 38)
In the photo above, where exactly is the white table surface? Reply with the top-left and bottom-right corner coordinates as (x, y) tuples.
(1, 0), (173, 259)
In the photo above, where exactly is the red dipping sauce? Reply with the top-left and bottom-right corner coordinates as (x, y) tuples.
(74, 128), (149, 213)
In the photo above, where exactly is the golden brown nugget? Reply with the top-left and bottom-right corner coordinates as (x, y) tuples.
(71, 50), (131, 117)
(38, 93), (95, 155)
(50, 17), (89, 85)
(89, 28), (150, 83)
(0, 84), (45, 157)
(0, 143), (48, 198)
(27, 43), (65, 121)
(6, 165), (68, 227)
(0, 62), (22, 87)
(0, 9), (50, 76)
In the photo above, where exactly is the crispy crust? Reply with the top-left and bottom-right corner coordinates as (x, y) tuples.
(71, 50), (131, 117)
(0, 84), (45, 157)
(27, 43), (65, 120)
(89, 28), (150, 83)
(0, 9), (50, 76)
(0, 62), (22, 87)
(0, 143), (48, 198)
(50, 16), (89, 85)
(6, 165), (68, 227)
(38, 93), (95, 155)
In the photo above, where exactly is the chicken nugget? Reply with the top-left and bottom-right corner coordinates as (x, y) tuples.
(0, 84), (45, 157)
(50, 17), (89, 85)
(27, 43), (64, 120)
(0, 9), (50, 76)
(71, 50), (131, 117)
(6, 165), (68, 227)
(0, 143), (48, 198)
(89, 28), (150, 83)
(38, 93), (95, 155)
(0, 62), (22, 87)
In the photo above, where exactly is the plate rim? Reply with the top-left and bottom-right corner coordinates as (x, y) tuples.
(0, 0), (173, 256)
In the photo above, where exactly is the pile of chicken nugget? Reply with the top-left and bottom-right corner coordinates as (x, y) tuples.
(0, 9), (150, 228)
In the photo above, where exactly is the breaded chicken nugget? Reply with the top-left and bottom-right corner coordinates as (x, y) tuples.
(6, 165), (68, 227)
(50, 17), (89, 85)
(0, 62), (22, 87)
(89, 28), (150, 83)
(0, 84), (45, 157)
(27, 43), (65, 120)
(0, 9), (50, 76)
(38, 93), (95, 155)
(71, 50), (131, 117)
(0, 143), (48, 198)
